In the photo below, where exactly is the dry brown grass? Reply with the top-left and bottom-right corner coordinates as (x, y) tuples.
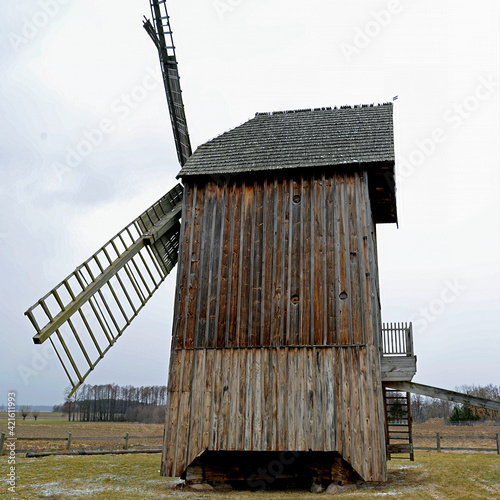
(413, 419), (500, 452)
(0, 414), (163, 452)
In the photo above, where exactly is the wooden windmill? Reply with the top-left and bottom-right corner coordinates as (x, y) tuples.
(25, 0), (500, 490)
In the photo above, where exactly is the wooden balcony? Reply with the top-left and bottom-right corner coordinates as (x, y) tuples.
(381, 322), (417, 382)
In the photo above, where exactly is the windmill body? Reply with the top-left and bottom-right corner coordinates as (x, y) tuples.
(161, 105), (397, 483)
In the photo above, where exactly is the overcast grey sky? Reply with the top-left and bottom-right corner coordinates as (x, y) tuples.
(1, 0), (499, 406)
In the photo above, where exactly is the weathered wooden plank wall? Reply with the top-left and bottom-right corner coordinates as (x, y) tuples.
(163, 346), (385, 480)
(162, 170), (387, 482)
(174, 172), (381, 349)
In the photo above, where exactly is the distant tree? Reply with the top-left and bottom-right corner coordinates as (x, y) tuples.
(410, 394), (427, 423)
(454, 385), (500, 421)
(32, 409), (40, 421)
(449, 406), (462, 423)
(449, 404), (481, 424)
(389, 398), (406, 422)
(461, 404), (481, 423)
(20, 405), (31, 420)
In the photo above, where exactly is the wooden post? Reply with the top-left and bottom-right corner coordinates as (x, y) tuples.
(124, 432), (129, 450)
(407, 323), (414, 356)
(66, 432), (72, 451)
(496, 432), (500, 455)
(436, 432), (441, 452)
(382, 384), (391, 460)
(406, 392), (414, 461)
(0, 432), (5, 456)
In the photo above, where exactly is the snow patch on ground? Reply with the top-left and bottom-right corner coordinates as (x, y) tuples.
(30, 481), (178, 499)
(395, 463), (423, 469)
(31, 482), (107, 497)
(94, 473), (122, 481)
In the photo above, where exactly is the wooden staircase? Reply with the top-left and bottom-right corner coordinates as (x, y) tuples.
(383, 384), (414, 461)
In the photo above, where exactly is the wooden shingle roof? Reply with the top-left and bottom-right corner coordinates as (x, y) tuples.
(179, 103), (394, 176)
(179, 103), (397, 223)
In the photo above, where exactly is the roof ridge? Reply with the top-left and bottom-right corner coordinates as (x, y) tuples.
(255, 102), (392, 117)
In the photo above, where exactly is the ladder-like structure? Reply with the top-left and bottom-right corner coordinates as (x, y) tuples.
(24, 184), (183, 396)
(383, 385), (414, 461)
(143, 0), (191, 166)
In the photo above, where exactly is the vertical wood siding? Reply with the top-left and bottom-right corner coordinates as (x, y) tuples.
(162, 170), (387, 482)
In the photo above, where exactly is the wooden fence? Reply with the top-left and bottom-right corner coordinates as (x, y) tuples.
(0, 432), (162, 455)
(414, 432), (500, 454)
(3, 431), (499, 456)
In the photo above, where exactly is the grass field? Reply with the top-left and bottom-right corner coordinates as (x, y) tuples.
(1, 415), (499, 498)
(1, 452), (499, 499)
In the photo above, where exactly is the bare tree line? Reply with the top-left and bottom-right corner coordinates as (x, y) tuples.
(410, 384), (500, 424)
(54, 384), (167, 423)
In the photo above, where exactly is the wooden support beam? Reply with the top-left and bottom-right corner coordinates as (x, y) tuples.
(387, 381), (500, 412)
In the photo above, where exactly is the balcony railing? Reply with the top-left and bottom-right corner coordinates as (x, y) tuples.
(382, 322), (414, 357)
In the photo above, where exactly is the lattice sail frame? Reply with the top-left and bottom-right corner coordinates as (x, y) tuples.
(24, 184), (183, 396)
(144, 0), (192, 166)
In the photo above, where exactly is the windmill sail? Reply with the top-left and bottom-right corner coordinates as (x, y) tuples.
(144, 0), (192, 166)
(25, 184), (183, 396)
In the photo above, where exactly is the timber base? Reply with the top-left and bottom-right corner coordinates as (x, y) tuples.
(181, 450), (362, 490)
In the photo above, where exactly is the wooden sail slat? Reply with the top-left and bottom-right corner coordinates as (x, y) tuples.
(49, 337), (76, 388)
(102, 246), (138, 315)
(77, 309), (103, 357)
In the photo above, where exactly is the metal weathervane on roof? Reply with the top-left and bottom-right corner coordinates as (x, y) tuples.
(24, 0), (188, 397)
